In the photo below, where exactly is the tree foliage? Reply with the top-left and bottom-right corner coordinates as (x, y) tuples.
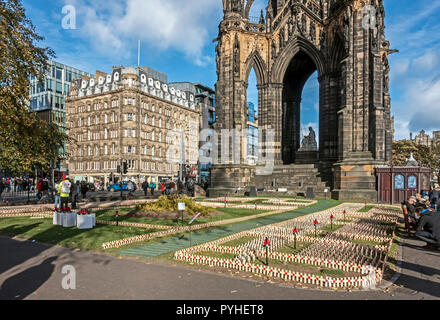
(0, 0), (67, 175)
(392, 140), (440, 171)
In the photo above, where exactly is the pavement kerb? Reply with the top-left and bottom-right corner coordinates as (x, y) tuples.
(377, 236), (404, 290)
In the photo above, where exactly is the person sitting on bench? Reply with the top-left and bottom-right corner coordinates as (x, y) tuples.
(416, 209), (440, 250)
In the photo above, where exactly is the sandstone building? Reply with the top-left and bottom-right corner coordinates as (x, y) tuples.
(65, 66), (200, 186)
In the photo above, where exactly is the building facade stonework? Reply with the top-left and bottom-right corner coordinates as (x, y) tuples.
(210, 0), (394, 201)
(66, 66), (200, 186)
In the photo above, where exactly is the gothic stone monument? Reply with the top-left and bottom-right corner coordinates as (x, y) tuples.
(209, 0), (394, 201)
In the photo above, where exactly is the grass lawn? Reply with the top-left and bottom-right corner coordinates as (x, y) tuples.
(93, 207), (271, 227)
(194, 251), (237, 260)
(191, 250), (346, 277)
(320, 223), (344, 233)
(277, 241), (313, 255)
(351, 238), (389, 247)
(221, 236), (255, 247)
(358, 205), (375, 212)
(0, 216), (157, 251)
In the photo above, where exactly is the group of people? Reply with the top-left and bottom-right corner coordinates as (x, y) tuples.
(403, 186), (440, 250)
(140, 178), (196, 197)
(0, 177), (36, 200)
(53, 178), (91, 211)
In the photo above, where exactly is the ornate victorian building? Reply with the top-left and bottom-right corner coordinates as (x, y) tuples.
(66, 66), (200, 185)
(210, 0), (394, 200)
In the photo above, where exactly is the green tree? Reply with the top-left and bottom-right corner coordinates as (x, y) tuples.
(0, 0), (67, 175)
(392, 140), (440, 171)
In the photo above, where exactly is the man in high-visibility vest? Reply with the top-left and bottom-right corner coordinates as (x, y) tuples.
(58, 176), (72, 210)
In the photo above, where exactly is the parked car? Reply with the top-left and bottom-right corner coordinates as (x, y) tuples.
(107, 182), (137, 192)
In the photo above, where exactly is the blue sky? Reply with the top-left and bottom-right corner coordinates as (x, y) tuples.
(23, 0), (440, 140)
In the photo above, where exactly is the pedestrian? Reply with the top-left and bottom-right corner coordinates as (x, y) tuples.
(80, 181), (88, 200)
(160, 182), (165, 195)
(53, 179), (61, 211)
(177, 180), (184, 195)
(71, 181), (80, 209)
(36, 178), (43, 200)
(127, 180), (134, 198)
(149, 181), (156, 196)
(142, 179), (149, 197)
(42, 178), (49, 200)
(59, 176), (71, 210)
(430, 184), (440, 211)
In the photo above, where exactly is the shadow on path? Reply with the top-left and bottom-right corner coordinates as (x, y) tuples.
(0, 256), (57, 300)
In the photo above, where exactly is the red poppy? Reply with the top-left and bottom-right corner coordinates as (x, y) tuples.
(314, 220), (319, 225)
(293, 228), (298, 234)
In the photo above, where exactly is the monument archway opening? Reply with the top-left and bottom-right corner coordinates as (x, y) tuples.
(281, 50), (319, 165)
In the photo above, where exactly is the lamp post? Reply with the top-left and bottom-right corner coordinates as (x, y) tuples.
(179, 128), (193, 184)
(293, 227), (298, 249)
(263, 237), (270, 266)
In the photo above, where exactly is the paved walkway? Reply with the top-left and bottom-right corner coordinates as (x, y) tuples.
(0, 233), (439, 300)
(117, 200), (338, 258)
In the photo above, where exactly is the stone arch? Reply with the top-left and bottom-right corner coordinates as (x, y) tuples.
(328, 33), (346, 73)
(271, 37), (326, 83)
(243, 0), (255, 18)
(244, 49), (268, 86)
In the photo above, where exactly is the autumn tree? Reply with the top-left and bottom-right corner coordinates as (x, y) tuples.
(392, 140), (440, 171)
(0, 0), (67, 175)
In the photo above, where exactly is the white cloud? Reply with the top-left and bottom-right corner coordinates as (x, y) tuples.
(64, 0), (221, 66)
(413, 51), (440, 71)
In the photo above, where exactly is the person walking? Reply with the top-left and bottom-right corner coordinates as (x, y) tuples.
(80, 181), (88, 200)
(127, 180), (134, 198)
(59, 177), (71, 210)
(53, 179), (61, 211)
(36, 178), (43, 200)
(160, 182), (165, 195)
(71, 181), (80, 209)
(142, 179), (149, 197)
(149, 181), (156, 197)
(42, 178), (50, 201)
(430, 184), (440, 211)
(177, 180), (184, 195)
